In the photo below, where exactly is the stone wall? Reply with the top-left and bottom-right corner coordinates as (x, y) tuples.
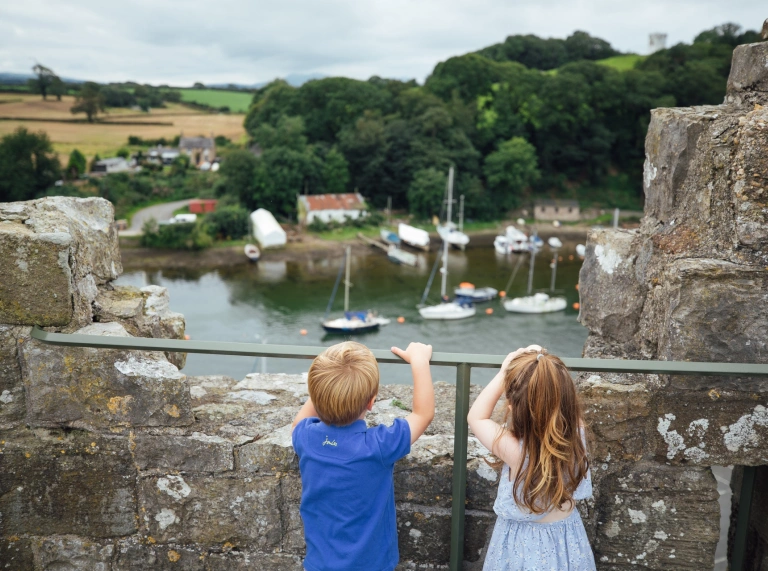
(576, 41), (768, 569)
(2, 41), (768, 571)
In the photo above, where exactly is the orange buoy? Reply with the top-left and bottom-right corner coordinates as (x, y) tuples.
(459, 282), (474, 289)
(499, 291), (507, 298)
(558, 256), (563, 262)
(572, 302), (580, 310)
(575, 283), (580, 291)
(300, 329), (308, 336)
(184, 334), (190, 340)
(485, 308), (493, 315)
(397, 316), (405, 324)
(569, 255), (574, 261)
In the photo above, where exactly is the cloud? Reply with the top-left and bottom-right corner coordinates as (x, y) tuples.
(0, 0), (764, 85)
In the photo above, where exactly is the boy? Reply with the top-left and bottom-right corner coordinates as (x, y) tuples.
(291, 340), (434, 571)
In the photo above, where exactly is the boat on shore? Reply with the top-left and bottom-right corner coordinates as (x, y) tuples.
(380, 229), (399, 245)
(398, 223), (430, 251)
(244, 243), (261, 262)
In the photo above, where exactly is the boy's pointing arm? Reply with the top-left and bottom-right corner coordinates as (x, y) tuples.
(391, 343), (434, 444)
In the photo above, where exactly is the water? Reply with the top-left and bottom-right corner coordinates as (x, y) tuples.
(116, 243), (587, 385)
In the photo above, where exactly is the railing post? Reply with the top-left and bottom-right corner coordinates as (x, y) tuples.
(730, 465), (756, 571)
(450, 362), (471, 571)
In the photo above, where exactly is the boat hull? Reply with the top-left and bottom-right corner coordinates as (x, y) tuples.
(419, 302), (476, 320)
(503, 294), (567, 314)
(453, 287), (498, 303)
(321, 316), (390, 334)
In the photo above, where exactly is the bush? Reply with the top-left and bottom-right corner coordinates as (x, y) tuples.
(140, 218), (213, 250)
(203, 205), (250, 240)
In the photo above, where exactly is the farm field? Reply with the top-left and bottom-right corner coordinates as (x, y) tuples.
(596, 54), (647, 71)
(177, 89), (253, 113)
(0, 94), (247, 163)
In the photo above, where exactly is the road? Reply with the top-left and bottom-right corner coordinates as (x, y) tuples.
(120, 199), (193, 236)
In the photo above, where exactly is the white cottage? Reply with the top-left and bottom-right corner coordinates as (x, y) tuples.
(250, 209), (287, 248)
(297, 193), (367, 225)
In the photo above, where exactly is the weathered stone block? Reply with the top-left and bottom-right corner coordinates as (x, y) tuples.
(726, 42), (768, 100)
(139, 473), (282, 548)
(0, 430), (137, 537)
(397, 504), (452, 565)
(236, 423), (296, 473)
(0, 536), (34, 570)
(657, 259), (768, 363)
(114, 542), (205, 570)
(0, 325), (28, 427)
(133, 432), (234, 472)
(206, 552), (303, 571)
(279, 474), (305, 554)
(20, 322), (192, 429)
(579, 374), (654, 463)
(578, 229), (645, 343)
(643, 107), (711, 224)
(34, 535), (114, 570)
(0, 223), (73, 326)
(593, 463), (719, 570)
(654, 389), (768, 465)
(2, 197), (122, 329)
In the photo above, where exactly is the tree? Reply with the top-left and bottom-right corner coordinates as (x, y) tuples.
(483, 137), (540, 209)
(66, 149), (87, 179)
(71, 82), (105, 122)
(28, 64), (60, 100)
(322, 147), (350, 194)
(50, 77), (66, 101)
(219, 149), (259, 208)
(407, 167), (447, 219)
(0, 127), (62, 202)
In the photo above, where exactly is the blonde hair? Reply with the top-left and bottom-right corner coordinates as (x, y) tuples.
(308, 341), (379, 426)
(495, 349), (589, 514)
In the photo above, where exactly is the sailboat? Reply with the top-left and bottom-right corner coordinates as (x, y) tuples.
(503, 237), (567, 314)
(436, 177), (470, 250)
(419, 168), (476, 320)
(322, 246), (390, 334)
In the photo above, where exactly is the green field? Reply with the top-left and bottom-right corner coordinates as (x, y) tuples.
(596, 54), (647, 71)
(178, 89), (253, 113)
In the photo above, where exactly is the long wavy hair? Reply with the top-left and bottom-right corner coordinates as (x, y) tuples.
(495, 349), (589, 514)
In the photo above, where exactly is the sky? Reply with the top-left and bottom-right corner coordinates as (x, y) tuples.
(0, 0), (764, 86)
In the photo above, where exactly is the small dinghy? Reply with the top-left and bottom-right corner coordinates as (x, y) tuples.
(244, 243), (261, 262)
(380, 229), (400, 245)
(387, 245), (417, 266)
(453, 282), (498, 303)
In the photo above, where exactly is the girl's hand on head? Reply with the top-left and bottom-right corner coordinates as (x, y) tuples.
(501, 344), (543, 370)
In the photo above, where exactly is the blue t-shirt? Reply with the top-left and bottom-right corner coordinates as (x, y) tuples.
(292, 417), (411, 571)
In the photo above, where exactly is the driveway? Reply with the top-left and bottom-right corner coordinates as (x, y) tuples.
(120, 199), (193, 236)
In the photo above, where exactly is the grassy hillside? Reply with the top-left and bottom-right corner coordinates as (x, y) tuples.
(596, 54), (647, 71)
(178, 89), (253, 112)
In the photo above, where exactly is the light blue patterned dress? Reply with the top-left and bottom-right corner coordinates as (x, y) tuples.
(482, 462), (596, 571)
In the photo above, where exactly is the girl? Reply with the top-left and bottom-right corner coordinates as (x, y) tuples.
(467, 345), (596, 571)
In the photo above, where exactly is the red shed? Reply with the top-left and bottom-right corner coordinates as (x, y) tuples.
(189, 199), (218, 214)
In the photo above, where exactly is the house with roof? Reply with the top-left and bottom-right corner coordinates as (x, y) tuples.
(297, 193), (368, 225)
(179, 134), (216, 166)
(533, 199), (580, 221)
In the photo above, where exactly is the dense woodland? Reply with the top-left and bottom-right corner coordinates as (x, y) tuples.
(1, 23), (764, 229)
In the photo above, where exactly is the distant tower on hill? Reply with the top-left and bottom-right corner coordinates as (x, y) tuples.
(648, 33), (667, 54)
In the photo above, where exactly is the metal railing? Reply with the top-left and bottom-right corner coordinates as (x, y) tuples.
(30, 326), (768, 571)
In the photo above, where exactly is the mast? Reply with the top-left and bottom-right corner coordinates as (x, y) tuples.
(459, 194), (464, 232)
(387, 196), (392, 227)
(441, 167), (454, 299)
(344, 245), (351, 312)
(550, 248), (558, 292)
(527, 247), (536, 295)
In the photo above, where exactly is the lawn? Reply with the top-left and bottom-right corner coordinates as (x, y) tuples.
(177, 89), (253, 113)
(596, 54), (647, 71)
(0, 94), (247, 163)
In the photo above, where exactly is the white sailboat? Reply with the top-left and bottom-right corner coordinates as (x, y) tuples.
(322, 246), (390, 334)
(503, 237), (566, 314)
(419, 168), (476, 320)
(494, 226), (529, 255)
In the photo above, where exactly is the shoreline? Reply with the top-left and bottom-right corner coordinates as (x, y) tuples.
(119, 223), (594, 272)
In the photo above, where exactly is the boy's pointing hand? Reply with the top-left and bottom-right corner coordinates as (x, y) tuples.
(391, 342), (432, 365)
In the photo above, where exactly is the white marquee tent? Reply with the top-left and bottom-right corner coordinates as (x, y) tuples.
(250, 209), (287, 248)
